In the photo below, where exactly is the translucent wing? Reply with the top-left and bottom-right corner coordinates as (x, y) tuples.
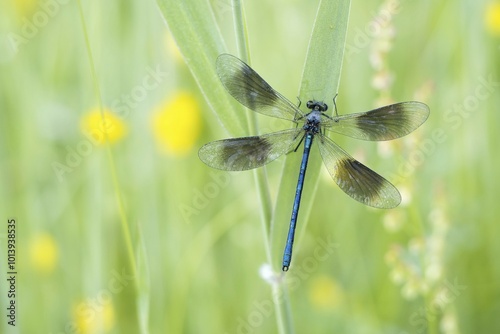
(317, 134), (401, 208)
(323, 102), (430, 141)
(216, 54), (303, 121)
(199, 129), (303, 171)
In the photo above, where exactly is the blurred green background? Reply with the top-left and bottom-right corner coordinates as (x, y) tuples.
(1, 0), (500, 333)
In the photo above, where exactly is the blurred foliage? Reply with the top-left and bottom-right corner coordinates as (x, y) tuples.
(1, 0), (500, 333)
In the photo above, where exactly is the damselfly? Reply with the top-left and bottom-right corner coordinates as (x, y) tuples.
(199, 54), (429, 271)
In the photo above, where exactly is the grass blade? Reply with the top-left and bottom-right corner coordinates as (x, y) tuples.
(271, 0), (351, 271)
(156, 0), (248, 136)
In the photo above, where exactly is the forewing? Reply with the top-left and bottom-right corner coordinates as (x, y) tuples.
(199, 129), (303, 171)
(323, 101), (429, 141)
(216, 54), (303, 121)
(318, 135), (401, 208)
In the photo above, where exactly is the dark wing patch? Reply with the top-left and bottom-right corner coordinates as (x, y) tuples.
(317, 134), (401, 208)
(199, 129), (303, 171)
(216, 54), (303, 121)
(323, 101), (429, 141)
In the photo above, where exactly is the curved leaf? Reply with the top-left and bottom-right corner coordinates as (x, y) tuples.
(270, 0), (351, 270)
(156, 0), (248, 136)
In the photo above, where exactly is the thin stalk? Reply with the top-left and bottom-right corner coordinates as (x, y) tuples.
(231, 0), (273, 239)
(232, 0), (251, 63)
(231, 1), (292, 333)
(76, 0), (138, 285)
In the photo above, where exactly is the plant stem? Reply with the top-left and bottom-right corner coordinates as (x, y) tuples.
(232, 0), (251, 63)
(77, 0), (137, 280)
(76, 0), (140, 308)
(230, 0), (274, 261)
(231, 1), (291, 333)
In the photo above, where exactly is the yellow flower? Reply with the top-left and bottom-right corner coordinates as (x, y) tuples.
(486, 2), (500, 35)
(308, 275), (343, 310)
(30, 233), (58, 274)
(80, 108), (127, 145)
(74, 299), (115, 333)
(13, 0), (38, 17)
(152, 92), (201, 156)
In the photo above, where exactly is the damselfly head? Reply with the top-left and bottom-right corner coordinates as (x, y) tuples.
(306, 100), (328, 112)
